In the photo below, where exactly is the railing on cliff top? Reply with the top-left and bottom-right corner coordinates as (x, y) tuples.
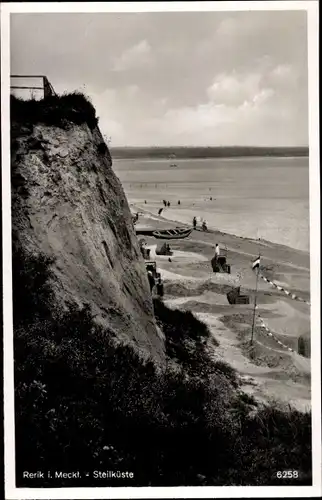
(10, 75), (57, 99)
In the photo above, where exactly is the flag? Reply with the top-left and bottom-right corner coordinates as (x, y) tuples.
(252, 256), (261, 269)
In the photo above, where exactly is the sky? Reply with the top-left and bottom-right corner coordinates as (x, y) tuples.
(10, 10), (308, 147)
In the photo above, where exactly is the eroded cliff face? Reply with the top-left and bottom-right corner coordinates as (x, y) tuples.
(11, 120), (165, 362)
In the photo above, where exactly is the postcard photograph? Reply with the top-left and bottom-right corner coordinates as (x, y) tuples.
(2, 1), (320, 499)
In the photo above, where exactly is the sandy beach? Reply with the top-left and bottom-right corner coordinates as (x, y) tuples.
(131, 198), (311, 412)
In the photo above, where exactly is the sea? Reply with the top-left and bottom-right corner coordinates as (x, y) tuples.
(113, 156), (310, 252)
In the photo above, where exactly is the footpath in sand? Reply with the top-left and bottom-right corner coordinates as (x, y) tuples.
(133, 204), (311, 412)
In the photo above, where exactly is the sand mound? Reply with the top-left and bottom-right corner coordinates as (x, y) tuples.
(164, 276), (233, 297)
(159, 268), (203, 283)
(146, 244), (208, 263)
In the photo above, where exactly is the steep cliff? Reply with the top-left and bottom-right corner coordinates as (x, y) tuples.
(11, 95), (165, 362)
(11, 96), (312, 488)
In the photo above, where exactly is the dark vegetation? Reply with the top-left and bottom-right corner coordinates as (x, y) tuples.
(153, 298), (238, 386)
(298, 335), (311, 358)
(111, 146), (309, 159)
(13, 237), (312, 487)
(11, 92), (98, 130)
(97, 141), (108, 155)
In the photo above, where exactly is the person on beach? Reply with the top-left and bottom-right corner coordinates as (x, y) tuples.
(158, 208), (163, 216)
(147, 270), (155, 291)
(178, 200), (181, 205)
(193, 216), (197, 229)
(167, 201), (170, 207)
(163, 199), (167, 207)
(156, 277), (164, 297)
(210, 243), (220, 271)
(202, 220), (208, 231)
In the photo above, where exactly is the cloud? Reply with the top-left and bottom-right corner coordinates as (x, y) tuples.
(125, 84), (139, 97)
(82, 58), (305, 147)
(251, 88), (275, 105)
(11, 12), (306, 146)
(141, 95), (293, 147)
(134, 63), (302, 147)
(271, 64), (293, 79)
(112, 40), (152, 72)
(268, 63), (300, 90)
(216, 17), (237, 38)
(158, 97), (168, 107)
(207, 72), (265, 107)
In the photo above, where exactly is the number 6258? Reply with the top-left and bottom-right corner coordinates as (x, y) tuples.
(276, 470), (299, 479)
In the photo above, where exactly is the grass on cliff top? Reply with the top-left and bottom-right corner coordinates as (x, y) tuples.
(12, 239), (312, 487)
(11, 92), (98, 130)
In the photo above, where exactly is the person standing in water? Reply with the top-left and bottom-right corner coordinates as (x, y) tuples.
(215, 243), (220, 259)
(193, 216), (197, 230)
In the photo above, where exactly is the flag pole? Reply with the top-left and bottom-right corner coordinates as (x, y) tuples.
(250, 239), (261, 346)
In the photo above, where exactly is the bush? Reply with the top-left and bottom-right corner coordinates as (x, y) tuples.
(13, 244), (312, 486)
(153, 298), (216, 375)
(237, 391), (258, 406)
(14, 306), (235, 486)
(153, 299), (236, 386)
(298, 335), (310, 357)
(232, 403), (312, 485)
(11, 91), (98, 130)
(12, 233), (55, 326)
(212, 359), (239, 387)
(153, 298), (210, 342)
(97, 142), (108, 155)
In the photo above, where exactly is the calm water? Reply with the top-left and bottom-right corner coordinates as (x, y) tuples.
(113, 157), (310, 252)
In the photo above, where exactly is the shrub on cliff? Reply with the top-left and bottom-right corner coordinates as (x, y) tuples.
(13, 244), (312, 486)
(12, 234), (55, 326)
(11, 91), (98, 130)
(152, 298), (239, 386)
(298, 335), (310, 357)
(153, 297), (210, 342)
(153, 297), (215, 374)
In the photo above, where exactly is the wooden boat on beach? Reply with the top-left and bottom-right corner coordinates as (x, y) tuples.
(136, 227), (193, 240)
(152, 227), (193, 239)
